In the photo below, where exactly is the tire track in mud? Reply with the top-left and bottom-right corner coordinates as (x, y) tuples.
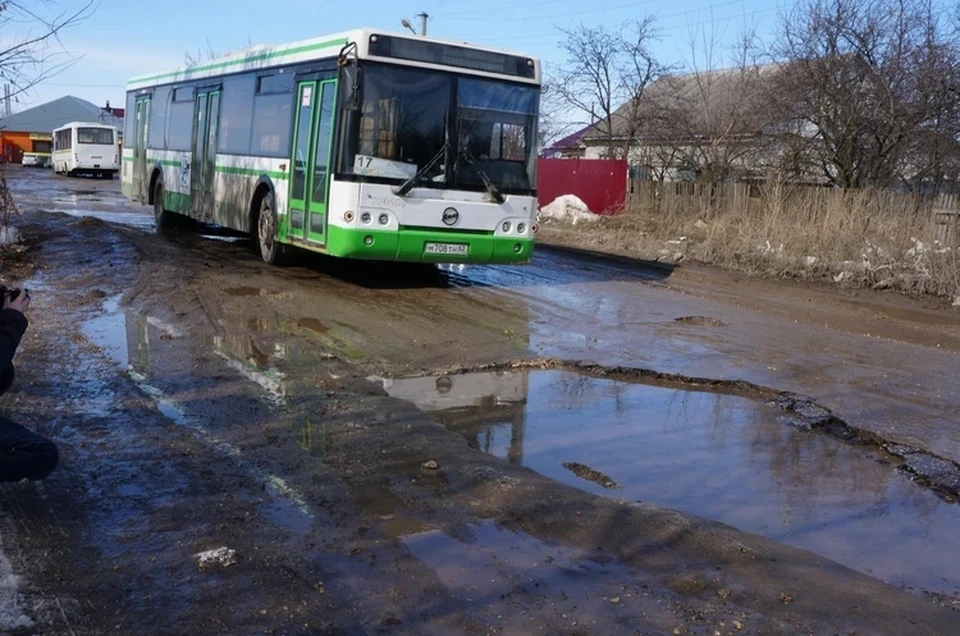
(418, 358), (960, 504)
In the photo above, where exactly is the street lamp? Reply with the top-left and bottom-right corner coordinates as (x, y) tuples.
(401, 13), (428, 36)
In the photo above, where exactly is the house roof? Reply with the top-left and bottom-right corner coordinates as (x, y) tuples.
(541, 124), (591, 156)
(582, 63), (787, 143)
(0, 96), (123, 134)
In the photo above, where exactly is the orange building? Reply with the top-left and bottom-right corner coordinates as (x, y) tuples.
(0, 95), (123, 164)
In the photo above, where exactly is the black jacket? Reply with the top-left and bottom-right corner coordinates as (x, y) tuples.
(0, 308), (28, 396)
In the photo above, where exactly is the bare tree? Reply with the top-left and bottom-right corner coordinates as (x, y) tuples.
(770, 0), (959, 189)
(552, 19), (664, 160)
(536, 81), (571, 152)
(184, 38), (219, 68)
(0, 1), (96, 105)
(641, 25), (778, 183)
(686, 31), (774, 182)
(185, 35), (258, 68)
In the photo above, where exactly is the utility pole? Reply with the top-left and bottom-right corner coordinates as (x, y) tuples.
(417, 12), (429, 36)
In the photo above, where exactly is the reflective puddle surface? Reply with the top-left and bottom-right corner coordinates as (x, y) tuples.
(80, 289), (960, 599)
(380, 369), (960, 596)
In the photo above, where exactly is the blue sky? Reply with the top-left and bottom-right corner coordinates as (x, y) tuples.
(12, 0), (787, 113)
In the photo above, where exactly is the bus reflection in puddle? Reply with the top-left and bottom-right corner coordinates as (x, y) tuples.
(376, 371), (530, 465)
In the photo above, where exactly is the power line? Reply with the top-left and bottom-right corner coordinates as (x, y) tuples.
(466, 0), (783, 42)
(439, 0), (658, 21)
(41, 82), (126, 88)
(433, 0), (572, 18)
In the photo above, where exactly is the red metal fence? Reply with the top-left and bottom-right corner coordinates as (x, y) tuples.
(536, 158), (628, 215)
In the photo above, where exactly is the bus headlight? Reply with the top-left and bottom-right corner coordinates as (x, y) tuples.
(378, 213), (389, 226)
(344, 211), (355, 222)
(517, 222), (526, 234)
(360, 212), (372, 224)
(501, 221), (511, 233)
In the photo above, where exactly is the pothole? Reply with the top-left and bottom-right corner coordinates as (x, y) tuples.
(673, 315), (728, 327)
(378, 368), (960, 597)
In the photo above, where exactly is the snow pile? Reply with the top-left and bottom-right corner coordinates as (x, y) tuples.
(539, 195), (599, 225)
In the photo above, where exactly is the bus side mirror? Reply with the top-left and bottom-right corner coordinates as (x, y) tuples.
(341, 65), (361, 112)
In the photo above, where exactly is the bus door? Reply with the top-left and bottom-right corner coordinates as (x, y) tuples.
(191, 88), (221, 221)
(289, 78), (338, 244)
(132, 96), (151, 202)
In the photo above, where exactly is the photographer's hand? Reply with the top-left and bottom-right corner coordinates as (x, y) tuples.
(3, 290), (30, 314)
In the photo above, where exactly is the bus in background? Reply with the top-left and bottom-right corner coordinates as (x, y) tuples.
(122, 28), (541, 266)
(52, 122), (121, 179)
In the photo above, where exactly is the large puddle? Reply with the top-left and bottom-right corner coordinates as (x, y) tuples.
(379, 369), (960, 597)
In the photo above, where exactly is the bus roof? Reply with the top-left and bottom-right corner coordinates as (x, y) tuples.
(127, 28), (541, 91)
(53, 121), (119, 131)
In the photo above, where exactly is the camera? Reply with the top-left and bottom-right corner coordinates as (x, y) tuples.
(0, 286), (26, 305)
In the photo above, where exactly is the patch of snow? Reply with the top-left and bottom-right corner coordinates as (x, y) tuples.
(953, 296), (960, 308)
(0, 530), (34, 631)
(802, 255), (818, 267)
(757, 240), (784, 256)
(538, 195), (599, 225)
(195, 546), (238, 570)
(0, 226), (20, 245)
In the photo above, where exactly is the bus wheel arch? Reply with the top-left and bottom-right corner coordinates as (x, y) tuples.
(147, 166), (163, 206)
(249, 180), (275, 237)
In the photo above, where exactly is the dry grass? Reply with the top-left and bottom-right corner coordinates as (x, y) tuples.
(545, 181), (960, 301)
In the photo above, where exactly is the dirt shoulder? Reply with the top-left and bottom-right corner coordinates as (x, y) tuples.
(536, 224), (960, 353)
(0, 211), (957, 634)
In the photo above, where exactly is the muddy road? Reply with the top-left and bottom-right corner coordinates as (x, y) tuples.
(0, 166), (958, 634)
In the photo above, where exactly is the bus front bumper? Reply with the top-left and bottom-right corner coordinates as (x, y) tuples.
(325, 226), (534, 263)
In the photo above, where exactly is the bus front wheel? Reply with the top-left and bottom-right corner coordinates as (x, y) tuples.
(257, 192), (286, 266)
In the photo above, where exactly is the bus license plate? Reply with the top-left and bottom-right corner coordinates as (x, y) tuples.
(424, 242), (468, 256)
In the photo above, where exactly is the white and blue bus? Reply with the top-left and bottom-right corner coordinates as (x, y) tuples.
(122, 29), (541, 265)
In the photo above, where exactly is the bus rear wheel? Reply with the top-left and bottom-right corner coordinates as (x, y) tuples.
(257, 192), (286, 265)
(154, 179), (177, 228)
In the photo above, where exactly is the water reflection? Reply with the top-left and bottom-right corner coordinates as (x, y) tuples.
(376, 372), (528, 464)
(94, 298), (291, 404)
(381, 369), (960, 595)
(214, 313), (287, 403)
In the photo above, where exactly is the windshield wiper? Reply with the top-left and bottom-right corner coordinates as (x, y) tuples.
(458, 148), (505, 204)
(392, 142), (448, 197)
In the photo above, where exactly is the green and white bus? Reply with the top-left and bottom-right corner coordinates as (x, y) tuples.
(122, 29), (541, 265)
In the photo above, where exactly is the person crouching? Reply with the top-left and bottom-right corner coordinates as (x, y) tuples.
(0, 286), (58, 482)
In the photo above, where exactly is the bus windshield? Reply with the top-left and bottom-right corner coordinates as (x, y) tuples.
(340, 64), (538, 195)
(77, 127), (115, 145)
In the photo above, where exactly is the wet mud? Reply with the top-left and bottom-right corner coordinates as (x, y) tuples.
(1, 167), (959, 632)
